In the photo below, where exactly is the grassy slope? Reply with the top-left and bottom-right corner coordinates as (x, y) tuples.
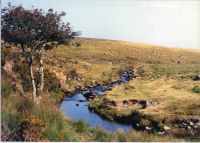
(45, 38), (200, 89)
(2, 38), (200, 141)
(47, 37), (200, 132)
(48, 38), (200, 140)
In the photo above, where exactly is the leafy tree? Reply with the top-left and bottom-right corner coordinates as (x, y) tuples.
(1, 3), (80, 102)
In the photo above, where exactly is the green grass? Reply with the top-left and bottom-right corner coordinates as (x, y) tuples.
(19, 99), (81, 141)
(45, 38), (200, 91)
(1, 78), (76, 141)
(89, 126), (116, 142)
(2, 38), (200, 141)
(1, 94), (77, 141)
(89, 76), (200, 140)
(1, 79), (12, 98)
(1, 78), (187, 142)
(1, 79), (21, 131)
(149, 64), (200, 79)
(192, 86), (200, 94)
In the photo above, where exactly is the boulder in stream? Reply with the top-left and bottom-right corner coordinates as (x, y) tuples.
(83, 91), (99, 100)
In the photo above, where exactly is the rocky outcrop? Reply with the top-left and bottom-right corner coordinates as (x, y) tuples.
(173, 118), (200, 130)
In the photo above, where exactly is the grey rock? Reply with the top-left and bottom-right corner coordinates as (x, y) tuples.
(136, 123), (141, 127)
(76, 77), (81, 81)
(182, 123), (187, 126)
(189, 122), (194, 126)
(145, 126), (152, 130)
(164, 125), (171, 131)
(196, 122), (200, 126)
(187, 126), (191, 130)
(158, 131), (165, 135)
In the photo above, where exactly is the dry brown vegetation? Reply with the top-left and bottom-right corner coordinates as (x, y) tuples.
(45, 38), (200, 90)
(1, 38), (200, 141)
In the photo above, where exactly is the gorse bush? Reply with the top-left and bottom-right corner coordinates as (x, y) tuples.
(17, 118), (47, 141)
(1, 78), (76, 141)
(27, 101), (77, 141)
(1, 73), (78, 141)
(2, 94), (78, 141)
(2, 36), (199, 142)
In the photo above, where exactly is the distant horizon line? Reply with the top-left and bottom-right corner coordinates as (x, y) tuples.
(77, 36), (200, 51)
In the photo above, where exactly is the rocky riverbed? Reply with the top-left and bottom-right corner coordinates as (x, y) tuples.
(61, 68), (200, 136)
(60, 68), (135, 132)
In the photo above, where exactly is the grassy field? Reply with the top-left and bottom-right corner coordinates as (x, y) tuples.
(45, 38), (200, 90)
(1, 38), (200, 141)
(89, 77), (200, 120)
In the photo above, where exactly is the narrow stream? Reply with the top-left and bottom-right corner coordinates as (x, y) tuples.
(60, 69), (134, 132)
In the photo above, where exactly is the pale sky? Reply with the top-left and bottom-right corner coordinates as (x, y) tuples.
(2, 0), (200, 49)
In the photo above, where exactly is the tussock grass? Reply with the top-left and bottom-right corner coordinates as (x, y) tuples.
(1, 78), (186, 141)
(45, 38), (200, 91)
(1, 79), (21, 131)
(89, 77), (200, 140)
(1, 90), (77, 141)
(94, 78), (200, 119)
(2, 38), (200, 141)
(192, 86), (200, 94)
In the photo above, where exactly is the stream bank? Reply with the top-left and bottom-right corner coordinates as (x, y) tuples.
(60, 68), (135, 132)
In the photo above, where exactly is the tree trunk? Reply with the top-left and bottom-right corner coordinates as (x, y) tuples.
(38, 58), (44, 92)
(21, 44), (38, 103)
(29, 62), (37, 102)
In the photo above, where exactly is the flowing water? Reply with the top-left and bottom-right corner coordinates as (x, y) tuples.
(60, 69), (134, 132)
